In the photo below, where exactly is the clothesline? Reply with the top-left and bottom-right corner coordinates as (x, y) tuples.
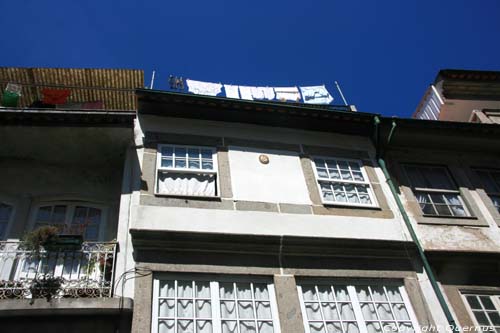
(184, 78), (334, 105)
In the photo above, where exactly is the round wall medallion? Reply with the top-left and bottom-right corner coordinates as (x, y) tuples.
(259, 154), (270, 164)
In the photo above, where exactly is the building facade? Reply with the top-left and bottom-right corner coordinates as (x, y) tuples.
(1, 67), (500, 333)
(0, 67), (142, 332)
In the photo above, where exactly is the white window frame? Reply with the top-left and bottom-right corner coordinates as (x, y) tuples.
(473, 168), (500, 214)
(151, 273), (282, 333)
(28, 201), (108, 241)
(155, 144), (219, 198)
(311, 156), (378, 208)
(297, 279), (421, 333)
(461, 292), (500, 330)
(402, 164), (471, 217)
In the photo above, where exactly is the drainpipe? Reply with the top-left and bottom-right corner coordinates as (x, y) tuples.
(373, 116), (459, 332)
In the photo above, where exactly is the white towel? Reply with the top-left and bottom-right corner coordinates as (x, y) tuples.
(250, 87), (265, 99)
(239, 86), (253, 100)
(224, 84), (240, 99)
(250, 87), (275, 100)
(300, 85), (333, 104)
(274, 87), (301, 102)
(186, 79), (222, 96)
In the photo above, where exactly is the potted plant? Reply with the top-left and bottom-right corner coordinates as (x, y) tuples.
(29, 275), (64, 302)
(20, 226), (60, 255)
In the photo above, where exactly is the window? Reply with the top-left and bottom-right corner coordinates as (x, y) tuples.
(297, 281), (419, 333)
(0, 202), (13, 239)
(463, 293), (500, 330)
(312, 158), (377, 207)
(474, 169), (500, 214)
(152, 275), (281, 333)
(33, 203), (104, 241)
(156, 144), (218, 197)
(403, 165), (470, 217)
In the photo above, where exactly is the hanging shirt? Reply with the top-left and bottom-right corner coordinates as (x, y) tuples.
(250, 87), (275, 100)
(300, 85), (334, 104)
(224, 84), (240, 99)
(274, 87), (301, 102)
(238, 86), (253, 100)
(42, 89), (71, 105)
(186, 79), (222, 96)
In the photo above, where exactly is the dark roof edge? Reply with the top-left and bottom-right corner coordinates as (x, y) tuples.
(136, 88), (373, 117)
(0, 108), (136, 128)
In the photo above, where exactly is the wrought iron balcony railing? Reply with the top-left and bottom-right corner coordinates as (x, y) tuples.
(0, 241), (116, 300)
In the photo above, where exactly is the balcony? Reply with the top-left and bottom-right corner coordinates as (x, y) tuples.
(0, 241), (116, 300)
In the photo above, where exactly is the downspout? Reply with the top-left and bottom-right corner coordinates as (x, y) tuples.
(373, 116), (459, 332)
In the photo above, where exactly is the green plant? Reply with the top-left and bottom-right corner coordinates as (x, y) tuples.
(20, 226), (60, 255)
(30, 275), (64, 302)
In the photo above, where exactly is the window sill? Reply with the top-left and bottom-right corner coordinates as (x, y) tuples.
(322, 203), (382, 211)
(422, 214), (477, 220)
(417, 214), (489, 227)
(153, 193), (222, 202)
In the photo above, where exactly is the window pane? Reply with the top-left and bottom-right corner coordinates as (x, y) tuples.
(159, 299), (175, 317)
(188, 159), (200, 169)
(188, 148), (199, 159)
(177, 281), (193, 297)
(220, 282), (235, 299)
(256, 301), (272, 319)
(426, 168), (454, 190)
(36, 206), (52, 223)
(480, 296), (496, 310)
(161, 158), (173, 168)
(240, 321), (256, 333)
(177, 300), (193, 317)
(159, 281), (175, 297)
(466, 296), (482, 309)
(174, 158), (186, 168)
(328, 168), (341, 180)
(175, 147), (187, 158)
(435, 205), (452, 216)
(317, 168), (328, 178)
(349, 162), (361, 171)
(238, 301), (254, 319)
(52, 205), (67, 224)
(474, 311), (490, 325)
(161, 146), (173, 157)
(202, 160), (213, 170)
(196, 281), (211, 298)
(158, 320), (175, 333)
(477, 171), (500, 193)
(404, 166), (426, 188)
(222, 321), (237, 333)
(196, 300), (211, 317)
(221, 301), (236, 318)
(0, 203), (12, 222)
(306, 302), (322, 320)
(201, 149), (212, 160)
(489, 312), (500, 326)
(254, 284), (269, 300)
(197, 320), (213, 333)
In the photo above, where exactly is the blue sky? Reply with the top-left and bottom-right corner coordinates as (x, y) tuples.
(1, 0), (499, 117)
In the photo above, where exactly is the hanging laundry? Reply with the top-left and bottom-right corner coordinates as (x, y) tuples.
(238, 86), (253, 100)
(250, 87), (264, 100)
(1, 83), (22, 107)
(42, 89), (71, 105)
(224, 84), (240, 99)
(250, 87), (275, 100)
(300, 85), (334, 105)
(274, 87), (301, 102)
(186, 79), (222, 96)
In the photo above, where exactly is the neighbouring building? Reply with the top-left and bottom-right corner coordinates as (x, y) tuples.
(1, 67), (500, 333)
(413, 69), (500, 123)
(0, 67), (143, 332)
